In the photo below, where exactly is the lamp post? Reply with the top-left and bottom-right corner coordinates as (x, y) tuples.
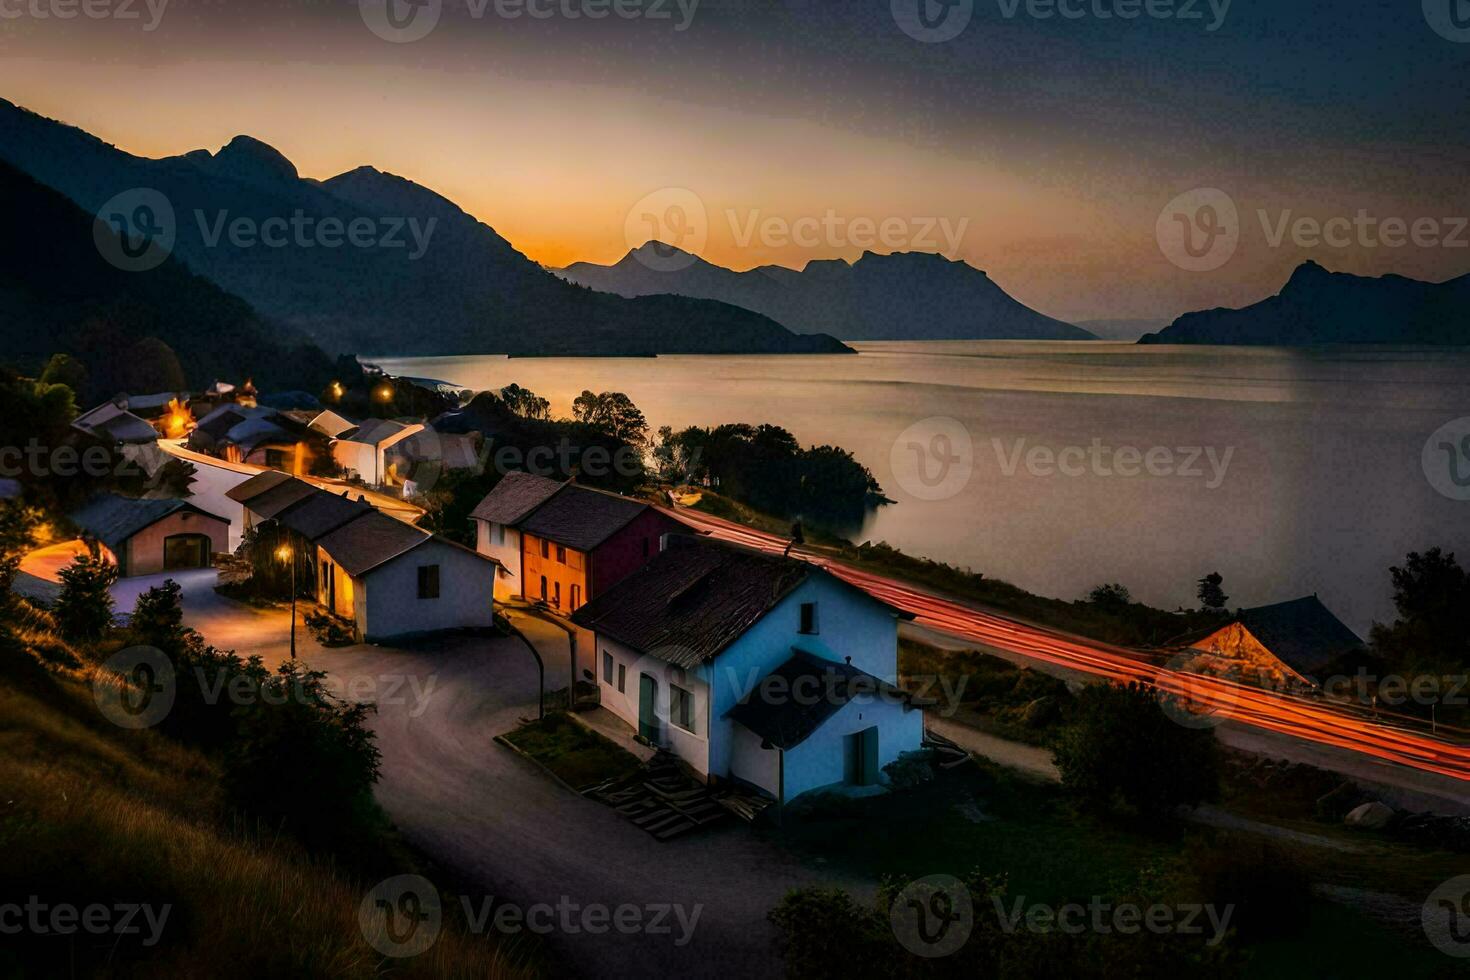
(276, 543), (297, 660)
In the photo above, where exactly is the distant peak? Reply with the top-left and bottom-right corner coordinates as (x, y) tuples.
(627, 240), (698, 261)
(211, 135), (298, 183)
(1285, 259), (1331, 286)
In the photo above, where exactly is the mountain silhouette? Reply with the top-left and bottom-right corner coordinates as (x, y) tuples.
(0, 157), (335, 398)
(1139, 261), (1470, 345)
(557, 244), (1094, 341)
(0, 99), (849, 358)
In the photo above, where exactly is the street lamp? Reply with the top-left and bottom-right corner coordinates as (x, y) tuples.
(276, 542), (297, 660)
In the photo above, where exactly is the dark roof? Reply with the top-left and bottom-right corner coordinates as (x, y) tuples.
(469, 471), (565, 525)
(342, 418), (414, 446)
(725, 650), (907, 750)
(571, 537), (815, 668)
(241, 478), (318, 520)
(225, 469), (293, 504)
(275, 490), (374, 541)
(316, 510), (431, 577)
(518, 484), (649, 552)
(70, 494), (227, 555)
(95, 412), (160, 444)
(1236, 596), (1365, 675)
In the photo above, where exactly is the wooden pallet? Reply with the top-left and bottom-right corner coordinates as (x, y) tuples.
(583, 752), (731, 842)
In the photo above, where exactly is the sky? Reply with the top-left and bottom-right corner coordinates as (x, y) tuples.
(1, 0), (1468, 321)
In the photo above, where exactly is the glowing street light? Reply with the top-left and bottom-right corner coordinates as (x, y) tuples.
(277, 542), (297, 660)
(374, 383), (394, 404)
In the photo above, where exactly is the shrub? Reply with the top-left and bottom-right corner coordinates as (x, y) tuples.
(304, 609), (356, 647)
(131, 579), (187, 649)
(1051, 682), (1219, 819)
(53, 548), (118, 645)
(883, 750), (937, 792)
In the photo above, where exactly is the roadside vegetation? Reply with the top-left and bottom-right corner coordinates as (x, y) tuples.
(501, 712), (643, 792)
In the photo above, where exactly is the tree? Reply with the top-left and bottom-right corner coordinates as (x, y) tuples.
(572, 390), (648, 445)
(1196, 571), (1228, 613)
(1370, 547), (1470, 678)
(118, 337), (187, 394)
(1086, 582), (1133, 613)
(499, 383), (551, 421)
(0, 501), (39, 596)
(54, 547), (118, 644)
(1051, 681), (1219, 817)
(131, 578), (186, 649)
(38, 353), (88, 395)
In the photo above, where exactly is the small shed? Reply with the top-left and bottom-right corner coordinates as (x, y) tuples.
(69, 494), (230, 577)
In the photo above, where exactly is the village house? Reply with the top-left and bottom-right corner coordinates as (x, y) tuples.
(69, 493), (230, 577)
(188, 404), (324, 471)
(1173, 595), (1365, 688)
(470, 473), (684, 610)
(329, 418), (425, 487)
(571, 535), (925, 804)
(228, 472), (499, 643)
(71, 400), (160, 447)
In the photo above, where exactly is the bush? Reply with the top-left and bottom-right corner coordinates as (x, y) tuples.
(53, 547), (117, 645)
(304, 609), (356, 647)
(1051, 682), (1219, 819)
(131, 579), (187, 649)
(883, 750), (937, 792)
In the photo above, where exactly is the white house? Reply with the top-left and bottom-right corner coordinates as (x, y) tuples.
(469, 471), (564, 600)
(314, 508), (500, 643)
(330, 418), (424, 486)
(571, 535), (924, 804)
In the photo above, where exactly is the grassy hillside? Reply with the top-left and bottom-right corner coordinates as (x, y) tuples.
(0, 603), (530, 979)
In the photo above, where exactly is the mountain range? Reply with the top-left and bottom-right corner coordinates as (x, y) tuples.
(557, 244), (1094, 341)
(1139, 262), (1470, 346)
(0, 99), (848, 359)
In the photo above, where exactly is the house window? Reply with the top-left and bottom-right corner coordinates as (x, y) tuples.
(417, 565), (440, 599)
(553, 581), (562, 608)
(603, 650), (614, 683)
(539, 576), (548, 601)
(670, 684), (695, 733)
(556, 544), (566, 564)
(642, 538), (650, 558)
(617, 663), (626, 693)
(493, 524), (505, 546)
(570, 584), (582, 609)
(540, 539), (550, 559)
(799, 601), (819, 634)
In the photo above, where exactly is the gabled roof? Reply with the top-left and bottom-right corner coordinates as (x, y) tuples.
(316, 509), (432, 577)
(72, 402), (158, 445)
(518, 483), (649, 552)
(469, 471), (564, 526)
(1235, 596), (1364, 675)
(225, 469), (293, 504)
(240, 477), (318, 520)
(70, 493), (227, 555)
(725, 649), (908, 750)
(308, 409), (358, 439)
(570, 536), (816, 668)
(340, 418), (417, 447)
(275, 490), (374, 541)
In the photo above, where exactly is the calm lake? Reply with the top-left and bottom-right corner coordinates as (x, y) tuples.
(373, 342), (1470, 634)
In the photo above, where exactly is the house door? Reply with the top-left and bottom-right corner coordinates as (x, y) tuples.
(163, 534), (211, 570)
(843, 726), (880, 786)
(638, 673), (659, 742)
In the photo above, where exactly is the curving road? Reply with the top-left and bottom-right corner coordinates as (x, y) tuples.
(662, 506), (1470, 791)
